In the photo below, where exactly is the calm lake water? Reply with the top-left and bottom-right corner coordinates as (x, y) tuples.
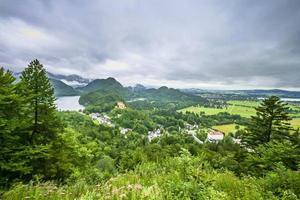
(258, 97), (300, 102)
(280, 98), (300, 102)
(56, 96), (84, 111)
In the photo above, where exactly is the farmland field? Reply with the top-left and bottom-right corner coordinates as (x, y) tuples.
(212, 124), (245, 135)
(179, 100), (300, 128)
(291, 118), (300, 129)
(179, 100), (258, 118)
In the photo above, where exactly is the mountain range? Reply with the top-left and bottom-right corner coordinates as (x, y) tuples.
(11, 71), (300, 99)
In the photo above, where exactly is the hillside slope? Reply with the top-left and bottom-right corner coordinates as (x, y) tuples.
(50, 78), (78, 96)
(78, 77), (125, 93)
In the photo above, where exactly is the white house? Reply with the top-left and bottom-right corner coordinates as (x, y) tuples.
(120, 128), (132, 135)
(89, 113), (114, 127)
(185, 123), (199, 130)
(89, 113), (100, 120)
(148, 129), (161, 141)
(207, 130), (224, 142)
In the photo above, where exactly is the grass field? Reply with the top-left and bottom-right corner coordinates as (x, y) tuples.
(212, 124), (245, 135)
(179, 101), (257, 118)
(291, 118), (300, 129)
(179, 100), (300, 129)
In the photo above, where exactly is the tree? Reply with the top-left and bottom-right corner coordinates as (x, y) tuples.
(0, 68), (32, 186)
(19, 60), (63, 179)
(244, 140), (299, 175)
(243, 96), (292, 147)
(0, 68), (21, 185)
(20, 59), (61, 144)
(0, 68), (18, 137)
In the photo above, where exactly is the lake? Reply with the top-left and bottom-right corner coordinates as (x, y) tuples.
(56, 96), (84, 111)
(280, 98), (300, 102)
(258, 97), (300, 102)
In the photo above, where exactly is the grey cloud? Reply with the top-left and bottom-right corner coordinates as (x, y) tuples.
(0, 0), (300, 89)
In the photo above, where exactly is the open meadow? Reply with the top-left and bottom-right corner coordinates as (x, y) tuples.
(180, 100), (300, 130)
(212, 124), (245, 135)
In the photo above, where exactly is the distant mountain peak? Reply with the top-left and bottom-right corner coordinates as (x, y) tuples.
(135, 84), (145, 88)
(158, 86), (169, 90)
(131, 84), (146, 92)
(107, 77), (117, 81)
(78, 77), (124, 93)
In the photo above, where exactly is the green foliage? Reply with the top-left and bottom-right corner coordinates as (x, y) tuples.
(3, 154), (299, 199)
(0, 68), (30, 186)
(0, 60), (72, 188)
(1, 63), (299, 199)
(243, 96), (293, 147)
(79, 89), (124, 112)
(130, 86), (208, 110)
(20, 59), (62, 144)
(244, 141), (299, 175)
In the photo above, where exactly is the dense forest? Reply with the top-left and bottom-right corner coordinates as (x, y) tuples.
(1, 60), (300, 199)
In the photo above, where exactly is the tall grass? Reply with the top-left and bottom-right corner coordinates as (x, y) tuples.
(2, 154), (298, 200)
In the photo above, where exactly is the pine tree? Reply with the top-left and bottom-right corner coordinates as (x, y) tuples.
(0, 68), (31, 185)
(20, 59), (61, 144)
(243, 96), (292, 147)
(0, 68), (17, 135)
(19, 60), (64, 180)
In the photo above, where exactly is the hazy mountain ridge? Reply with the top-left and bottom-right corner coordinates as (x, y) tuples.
(11, 70), (300, 99)
(182, 88), (300, 98)
(47, 72), (91, 87)
(49, 78), (79, 97)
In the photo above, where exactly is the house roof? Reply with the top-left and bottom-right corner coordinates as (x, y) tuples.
(208, 131), (224, 135)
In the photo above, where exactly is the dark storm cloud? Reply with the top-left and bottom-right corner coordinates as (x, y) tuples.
(0, 0), (300, 89)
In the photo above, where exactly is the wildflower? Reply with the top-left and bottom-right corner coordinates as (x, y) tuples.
(134, 184), (143, 190)
(112, 189), (118, 195)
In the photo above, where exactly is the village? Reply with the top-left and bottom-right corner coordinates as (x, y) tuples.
(85, 101), (242, 144)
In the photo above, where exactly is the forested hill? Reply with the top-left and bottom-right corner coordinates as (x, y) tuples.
(50, 79), (79, 96)
(12, 70), (208, 107)
(77, 77), (125, 94)
(139, 86), (206, 102)
(78, 77), (208, 111)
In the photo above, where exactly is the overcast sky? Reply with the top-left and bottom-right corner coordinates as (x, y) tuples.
(0, 0), (300, 89)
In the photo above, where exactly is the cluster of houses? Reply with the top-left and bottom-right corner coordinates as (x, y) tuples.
(89, 113), (114, 127)
(185, 122), (225, 143)
(185, 122), (243, 144)
(87, 101), (241, 144)
(120, 128), (132, 135)
(147, 129), (161, 141)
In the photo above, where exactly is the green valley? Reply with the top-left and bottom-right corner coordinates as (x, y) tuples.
(1, 61), (300, 200)
(180, 100), (300, 130)
(2, 1), (300, 199)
